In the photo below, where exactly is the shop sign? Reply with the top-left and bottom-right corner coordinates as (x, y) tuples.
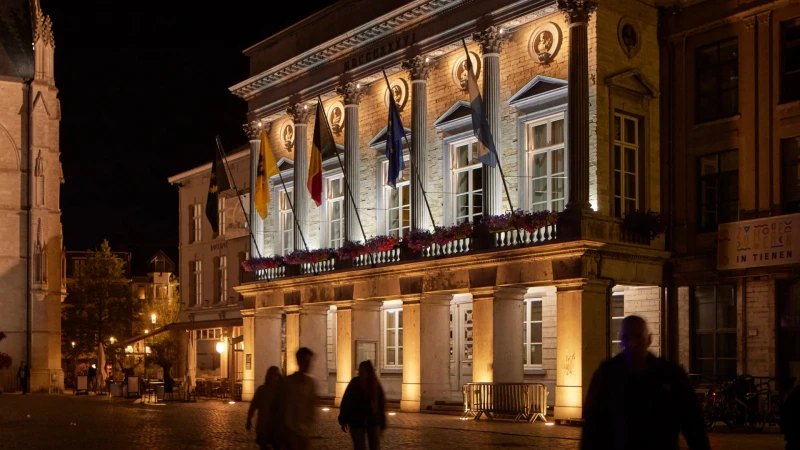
(717, 213), (800, 270)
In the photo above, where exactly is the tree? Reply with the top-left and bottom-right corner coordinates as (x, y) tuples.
(0, 332), (11, 370)
(62, 240), (137, 362)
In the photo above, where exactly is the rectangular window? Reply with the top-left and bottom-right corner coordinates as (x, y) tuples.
(190, 204), (202, 243)
(692, 285), (737, 382)
(698, 150), (739, 231)
(326, 177), (345, 248)
(451, 139), (482, 223)
(527, 115), (566, 213)
(523, 298), (543, 367)
(383, 309), (403, 369)
(696, 38), (739, 123)
(217, 256), (227, 304)
(782, 20), (800, 103)
(383, 160), (411, 238)
(278, 189), (293, 255)
(783, 137), (800, 214)
(613, 113), (640, 218)
(218, 196), (226, 236)
(327, 307), (337, 372)
(191, 260), (202, 306)
(610, 294), (625, 356)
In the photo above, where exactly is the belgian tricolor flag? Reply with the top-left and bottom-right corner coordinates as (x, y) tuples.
(206, 142), (231, 234)
(308, 102), (336, 206)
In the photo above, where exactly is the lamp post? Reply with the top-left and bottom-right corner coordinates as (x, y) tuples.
(71, 341), (76, 389)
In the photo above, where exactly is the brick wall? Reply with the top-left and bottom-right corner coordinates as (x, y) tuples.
(623, 286), (662, 356)
(743, 279), (776, 378)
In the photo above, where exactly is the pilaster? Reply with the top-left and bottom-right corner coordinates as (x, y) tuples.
(244, 121), (264, 257)
(287, 104), (312, 250)
(473, 27), (509, 216)
(471, 287), (526, 383)
(299, 304), (330, 395)
(285, 308), (301, 374)
(756, 12), (772, 216)
(336, 82), (366, 242)
(251, 309), (283, 395)
(335, 301), (381, 406)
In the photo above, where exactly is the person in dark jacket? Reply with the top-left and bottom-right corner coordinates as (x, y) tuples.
(17, 362), (30, 394)
(782, 375), (800, 450)
(339, 360), (386, 450)
(581, 315), (710, 450)
(247, 366), (284, 450)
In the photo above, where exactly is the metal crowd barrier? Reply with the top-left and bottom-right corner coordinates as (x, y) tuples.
(462, 382), (548, 423)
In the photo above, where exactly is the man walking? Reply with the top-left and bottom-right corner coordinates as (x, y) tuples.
(17, 361), (30, 394)
(581, 315), (710, 450)
(281, 347), (317, 450)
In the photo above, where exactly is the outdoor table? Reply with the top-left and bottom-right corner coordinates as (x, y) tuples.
(146, 380), (165, 403)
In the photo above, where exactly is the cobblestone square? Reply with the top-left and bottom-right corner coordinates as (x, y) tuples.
(0, 394), (787, 450)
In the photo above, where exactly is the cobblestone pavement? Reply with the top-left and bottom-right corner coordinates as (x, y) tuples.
(0, 393), (786, 450)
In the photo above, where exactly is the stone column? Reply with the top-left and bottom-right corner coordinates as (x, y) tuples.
(555, 280), (610, 420)
(471, 287), (526, 383)
(285, 309), (301, 374)
(241, 310), (256, 401)
(251, 309), (283, 392)
(401, 294), (451, 411)
(244, 121), (265, 257)
(287, 104), (312, 250)
(558, 0), (597, 212)
(336, 82), (366, 242)
(401, 55), (437, 230)
(335, 301), (380, 406)
(473, 27), (509, 216)
(299, 305), (329, 395)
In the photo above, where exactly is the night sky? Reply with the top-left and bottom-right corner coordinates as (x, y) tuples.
(42, 0), (333, 274)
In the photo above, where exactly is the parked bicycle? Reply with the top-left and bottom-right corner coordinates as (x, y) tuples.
(697, 374), (781, 432)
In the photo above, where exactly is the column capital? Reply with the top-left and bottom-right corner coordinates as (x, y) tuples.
(243, 120), (267, 141)
(401, 55), (438, 81)
(287, 103), (312, 124)
(557, 0), (597, 25)
(336, 82), (367, 106)
(472, 26), (510, 55)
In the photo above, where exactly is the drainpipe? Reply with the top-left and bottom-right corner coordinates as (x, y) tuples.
(23, 79), (33, 370)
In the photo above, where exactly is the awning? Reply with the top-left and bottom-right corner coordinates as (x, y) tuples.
(170, 318), (243, 332)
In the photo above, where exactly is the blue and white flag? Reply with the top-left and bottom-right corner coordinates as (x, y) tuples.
(465, 54), (498, 167)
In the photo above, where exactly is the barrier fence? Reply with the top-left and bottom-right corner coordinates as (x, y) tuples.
(462, 382), (548, 423)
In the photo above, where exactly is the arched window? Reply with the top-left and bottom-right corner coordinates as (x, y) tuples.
(35, 151), (45, 207)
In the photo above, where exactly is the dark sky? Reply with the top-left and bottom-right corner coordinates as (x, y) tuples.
(43, 0), (333, 274)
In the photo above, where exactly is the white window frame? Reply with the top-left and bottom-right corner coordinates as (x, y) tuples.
(218, 256), (227, 304)
(381, 158), (411, 238)
(327, 306), (337, 373)
(526, 113), (566, 213)
(523, 298), (543, 368)
(381, 301), (403, 370)
(218, 196), (226, 236)
(324, 174), (345, 248)
(449, 137), (482, 224)
(190, 204), (202, 243)
(610, 293), (625, 356)
(613, 112), (640, 218)
(191, 260), (202, 306)
(278, 188), (294, 255)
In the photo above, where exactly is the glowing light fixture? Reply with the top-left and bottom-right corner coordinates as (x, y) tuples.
(216, 341), (226, 354)
(545, 422), (555, 427)
(145, 346), (152, 354)
(425, 57), (430, 63)
(109, 337), (115, 344)
(258, 122), (262, 128)
(499, 28), (505, 34)
(356, 84), (361, 89)
(388, 412), (396, 416)
(151, 313), (156, 325)
(125, 346), (133, 354)
(144, 329), (149, 334)
(304, 104), (308, 110)
(228, 401), (235, 405)
(71, 341), (76, 348)
(321, 407), (330, 412)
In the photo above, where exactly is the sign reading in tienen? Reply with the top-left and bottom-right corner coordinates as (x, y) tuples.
(717, 213), (800, 270)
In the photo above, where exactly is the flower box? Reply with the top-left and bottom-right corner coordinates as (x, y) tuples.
(241, 256), (285, 272)
(621, 209), (664, 242)
(284, 248), (336, 265)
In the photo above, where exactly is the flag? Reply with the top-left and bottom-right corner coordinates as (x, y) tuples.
(465, 53), (499, 167)
(206, 143), (231, 233)
(309, 102), (335, 206)
(254, 128), (279, 220)
(385, 94), (406, 189)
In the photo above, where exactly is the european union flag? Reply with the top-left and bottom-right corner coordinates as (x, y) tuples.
(385, 94), (406, 189)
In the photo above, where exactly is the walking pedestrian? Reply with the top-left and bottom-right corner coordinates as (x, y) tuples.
(581, 315), (710, 450)
(782, 375), (800, 450)
(247, 366), (284, 450)
(281, 347), (317, 450)
(338, 360), (386, 450)
(17, 361), (30, 394)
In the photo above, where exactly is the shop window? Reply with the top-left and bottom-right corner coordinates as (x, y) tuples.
(692, 285), (737, 382)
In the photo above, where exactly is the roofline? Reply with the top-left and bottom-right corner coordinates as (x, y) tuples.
(167, 148), (250, 184)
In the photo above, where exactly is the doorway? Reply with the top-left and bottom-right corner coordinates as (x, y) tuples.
(450, 295), (473, 400)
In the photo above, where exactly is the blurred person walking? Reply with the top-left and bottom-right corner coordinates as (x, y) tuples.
(782, 374), (800, 450)
(339, 360), (386, 450)
(247, 366), (284, 450)
(282, 347), (317, 450)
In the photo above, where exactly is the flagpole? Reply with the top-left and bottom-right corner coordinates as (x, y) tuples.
(215, 136), (263, 259)
(460, 39), (522, 246)
(316, 96), (375, 268)
(381, 69), (437, 230)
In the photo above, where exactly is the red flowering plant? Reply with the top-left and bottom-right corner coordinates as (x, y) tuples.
(517, 210), (558, 233)
(284, 248), (336, 265)
(365, 235), (400, 253)
(241, 255), (285, 272)
(405, 229), (435, 252)
(0, 332), (11, 370)
(481, 213), (516, 232)
(336, 241), (367, 261)
(433, 221), (474, 246)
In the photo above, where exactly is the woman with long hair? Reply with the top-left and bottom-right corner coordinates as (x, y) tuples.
(783, 375), (800, 450)
(247, 366), (284, 450)
(338, 360), (386, 450)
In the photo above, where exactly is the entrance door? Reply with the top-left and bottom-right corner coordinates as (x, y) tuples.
(449, 299), (473, 400)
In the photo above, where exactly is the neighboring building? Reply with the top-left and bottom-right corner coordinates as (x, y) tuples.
(167, 146), (250, 384)
(0, 0), (64, 393)
(64, 250), (132, 281)
(230, 0), (667, 419)
(661, 0), (800, 390)
(130, 250), (179, 311)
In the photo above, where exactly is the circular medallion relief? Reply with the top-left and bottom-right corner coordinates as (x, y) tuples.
(281, 121), (294, 152)
(452, 52), (481, 91)
(326, 100), (345, 135)
(384, 78), (409, 111)
(617, 17), (642, 58)
(528, 22), (562, 65)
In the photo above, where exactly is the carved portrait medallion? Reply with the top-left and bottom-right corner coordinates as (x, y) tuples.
(529, 22), (562, 65)
(452, 52), (481, 91)
(326, 100), (345, 135)
(383, 78), (409, 111)
(617, 17), (642, 58)
(282, 122), (294, 152)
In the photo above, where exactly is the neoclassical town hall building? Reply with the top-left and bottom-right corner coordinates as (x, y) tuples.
(227, 0), (665, 420)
